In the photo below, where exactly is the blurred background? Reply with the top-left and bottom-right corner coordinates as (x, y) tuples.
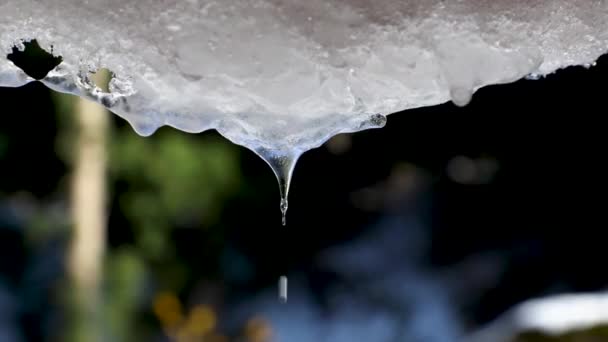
(0, 41), (607, 342)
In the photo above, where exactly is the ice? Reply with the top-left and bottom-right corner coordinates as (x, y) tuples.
(1, 1), (608, 154)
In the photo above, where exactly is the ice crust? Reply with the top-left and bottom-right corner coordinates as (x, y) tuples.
(1, 0), (608, 154)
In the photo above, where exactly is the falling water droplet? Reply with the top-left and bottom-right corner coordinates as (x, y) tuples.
(255, 147), (301, 226)
(279, 275), (288, 303)
(254, 149), (300, 303)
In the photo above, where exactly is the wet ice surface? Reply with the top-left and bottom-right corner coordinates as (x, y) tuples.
(1, 0), (608, 155)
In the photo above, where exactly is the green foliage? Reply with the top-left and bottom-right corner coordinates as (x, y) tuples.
(103, 248), (147, 342)
(50, 91), (242, 341)
(110, 126), (240, 261)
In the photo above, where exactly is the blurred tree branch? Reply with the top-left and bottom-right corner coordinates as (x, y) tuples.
(67, 70), (109, 342)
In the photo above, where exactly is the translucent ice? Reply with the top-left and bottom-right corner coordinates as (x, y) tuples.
(1, 0), (608, 154)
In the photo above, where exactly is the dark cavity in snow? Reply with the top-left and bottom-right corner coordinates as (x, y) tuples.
(7, 40), (62, 80)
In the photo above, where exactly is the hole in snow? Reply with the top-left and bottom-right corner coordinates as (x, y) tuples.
(89, 68), (112, 93)
(6, 40), (62, 80)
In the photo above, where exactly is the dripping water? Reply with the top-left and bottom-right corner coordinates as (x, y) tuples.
(254, 147), (301, 303)
(279, 275), (288, 303)
(254, 114), (386, 303)
(280, 197), (288, 226)
(255, 147), (300, 226)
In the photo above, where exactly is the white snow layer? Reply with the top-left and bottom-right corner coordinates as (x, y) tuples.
(1, 1), (607, 154)
(468, 292), (608, 342)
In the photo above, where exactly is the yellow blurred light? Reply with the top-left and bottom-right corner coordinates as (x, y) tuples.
(245, 316), (273, 342)
(174, 328), (192, 342)
(153, 292), (184, 328)
(185, 305), (217, 337)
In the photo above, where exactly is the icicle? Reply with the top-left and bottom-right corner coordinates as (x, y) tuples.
(255, 147), (301, 226)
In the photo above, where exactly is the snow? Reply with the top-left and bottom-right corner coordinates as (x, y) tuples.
(468, 292), (608, 342)
(1, 0), (608, 155)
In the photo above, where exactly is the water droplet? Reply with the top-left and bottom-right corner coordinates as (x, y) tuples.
(255, 148), (301, 226)
(278, 275), (288, 303)
(280, 197), (288, 226)
(450, 87), (473, 107)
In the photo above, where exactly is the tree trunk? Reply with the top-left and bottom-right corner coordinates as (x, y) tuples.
(68, 82), (109, 342)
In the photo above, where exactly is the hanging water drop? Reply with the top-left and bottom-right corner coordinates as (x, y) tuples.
(280, 197), (288, 226)
(450, 87), (473, 107)
(255, 147), (301, 226)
